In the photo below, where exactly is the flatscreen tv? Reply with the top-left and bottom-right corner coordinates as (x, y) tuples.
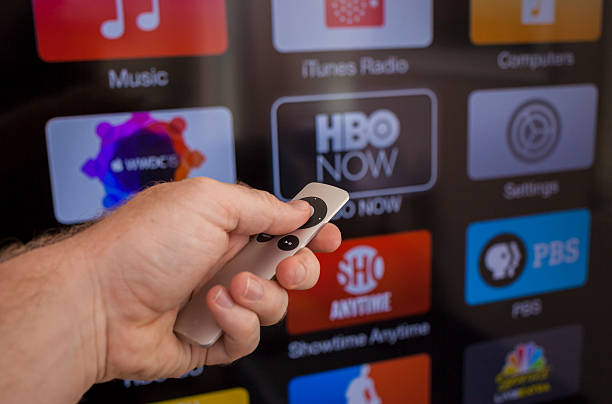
(1, 1), (610, 403)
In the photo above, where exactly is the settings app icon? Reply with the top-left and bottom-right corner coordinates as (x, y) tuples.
(507, 99), (561, 163)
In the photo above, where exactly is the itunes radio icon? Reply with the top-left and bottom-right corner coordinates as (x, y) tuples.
(286, 230), (431, 335)
(325, 0), (384, 28)
(272, 0), (432, 52)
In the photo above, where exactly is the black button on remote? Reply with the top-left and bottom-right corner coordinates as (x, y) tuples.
(256, 233), (274, 243)
(278, 235), (299, 251)
(299, 196), (328, 229)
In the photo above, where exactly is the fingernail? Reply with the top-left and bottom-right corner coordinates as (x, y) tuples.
(289, 200), (310, 212)
(293, 264), (306, 285)
(244, 277), (264, 301)
(214, 288), (234, 309)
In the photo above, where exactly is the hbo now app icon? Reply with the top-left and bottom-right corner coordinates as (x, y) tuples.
(468, 84), (598, 180)
(271, 90), (437, 200)
(465, 209), (590, 306)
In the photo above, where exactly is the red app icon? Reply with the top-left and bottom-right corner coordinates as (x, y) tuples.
(287, 230), (431, 335)
(32, 0), (227, 62)
(326, 0), (385, 28)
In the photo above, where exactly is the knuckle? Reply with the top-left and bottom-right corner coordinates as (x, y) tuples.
(262, 288), (288, 325)
(191, 176), (217, 190)
(274, 290), (289, 323)
(258, 189), (282, 210)
(244, 330), (261, 357)
(299, 249), (319, 271)
(244, 311), (261, 334)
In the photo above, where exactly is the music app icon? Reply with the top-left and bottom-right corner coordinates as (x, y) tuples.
(32, 0), (227, 62)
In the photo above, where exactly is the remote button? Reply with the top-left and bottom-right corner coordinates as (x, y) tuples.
(278, 235), (299, 251)
(299, 196), (327, 229)
(256, 233), (274, 243)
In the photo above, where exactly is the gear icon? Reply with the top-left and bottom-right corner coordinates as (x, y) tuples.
(507, 100), (561, 163)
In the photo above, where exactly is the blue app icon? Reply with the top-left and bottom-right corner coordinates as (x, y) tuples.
(465, 209), (590, 305)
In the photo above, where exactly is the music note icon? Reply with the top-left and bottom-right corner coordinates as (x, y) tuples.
(101, 0), (160, 40)
(33, 0), (228, 61)
(137, 0), (160, 31)
(521, 0), (555, 25)
(100, 0), (125, 39)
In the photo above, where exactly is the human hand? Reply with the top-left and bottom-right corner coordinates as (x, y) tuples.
(76, 178), (341, 382)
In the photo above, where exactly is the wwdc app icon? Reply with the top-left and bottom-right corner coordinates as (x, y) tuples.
(46, 107), (236, 224)
(272, 0), (432, 52)
(32, 0), (228, 61)
(271, 90), (437, 201)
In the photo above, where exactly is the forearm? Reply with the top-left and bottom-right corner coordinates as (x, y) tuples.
(0, 235), (103, 403)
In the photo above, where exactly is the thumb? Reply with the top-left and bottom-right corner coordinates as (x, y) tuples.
(189, 178), (312, 236)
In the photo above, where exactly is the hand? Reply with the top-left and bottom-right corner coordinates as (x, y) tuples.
(78, 178), (341, 382)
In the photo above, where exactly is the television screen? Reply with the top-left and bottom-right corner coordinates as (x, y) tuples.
(1, 1), (610, 403)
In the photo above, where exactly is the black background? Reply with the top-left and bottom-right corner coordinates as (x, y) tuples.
(0, 1), (610, 403)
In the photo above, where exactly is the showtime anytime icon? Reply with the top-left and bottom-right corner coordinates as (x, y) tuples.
(287, 230), (431, 335)
(332, 245), (390, 321)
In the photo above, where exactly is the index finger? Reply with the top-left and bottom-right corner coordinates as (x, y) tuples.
(188, 178), (312, 236)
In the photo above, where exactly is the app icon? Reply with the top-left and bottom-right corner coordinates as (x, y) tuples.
(46, 107), (235, 224)
(287, 230), (431, 334)
(464, 325), (583, 404)
(465, 209), (590, 306)
(479, 234), (527, 287)
(150, 387), (249, 404)
(289, 354), (430, 404)
(468, 84), (597, 180)
(470, 0), (602, 44)
(506, 100), (561, 163)
(32, 0), (228, 62)
(272, 90), (437, 201)
(81, 112), (206, 209)
(326, 0), (384, 28)
(272, 0), (432, 52)
(521, 0), (555, 25)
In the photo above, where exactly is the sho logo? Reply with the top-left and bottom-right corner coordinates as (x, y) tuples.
(337, 245), (385, 295)
(316, 109), (399, 183)
(330, 244), (391, 321)
(479, 234), (527, 287)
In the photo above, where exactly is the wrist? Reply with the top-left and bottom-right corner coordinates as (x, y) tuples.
(0, 233), (106, 403)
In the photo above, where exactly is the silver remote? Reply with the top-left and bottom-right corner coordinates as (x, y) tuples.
(173, 182), (349, 347)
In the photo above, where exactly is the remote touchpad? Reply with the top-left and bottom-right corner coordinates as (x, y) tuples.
(299, 196), (327, 229)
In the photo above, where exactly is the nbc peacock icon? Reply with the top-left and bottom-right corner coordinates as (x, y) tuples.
(494, 342), (552, 403)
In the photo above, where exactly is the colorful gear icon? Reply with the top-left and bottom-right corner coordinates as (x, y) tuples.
(82, 112), (205, 209)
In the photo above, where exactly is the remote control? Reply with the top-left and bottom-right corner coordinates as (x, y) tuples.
(173, 182), (349, 347)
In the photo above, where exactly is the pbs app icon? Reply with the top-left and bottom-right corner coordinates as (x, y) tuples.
(465, 209), (590, 305)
